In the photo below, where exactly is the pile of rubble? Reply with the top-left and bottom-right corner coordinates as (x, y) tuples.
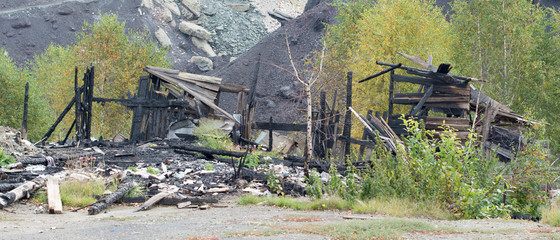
(0, 135), (311, 214)
(0, 126), (42, 158)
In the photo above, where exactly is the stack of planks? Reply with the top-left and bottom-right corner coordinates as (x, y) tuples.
(144, 66), (238, 124)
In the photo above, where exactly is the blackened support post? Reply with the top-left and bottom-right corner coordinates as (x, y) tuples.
(343, 72), (353, 157)
(21, 82), (29, 140)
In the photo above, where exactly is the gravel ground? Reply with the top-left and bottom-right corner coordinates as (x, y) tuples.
(1, 196), (559, 240)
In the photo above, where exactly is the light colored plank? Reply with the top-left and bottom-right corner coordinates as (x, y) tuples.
(46, 176), (63, 214)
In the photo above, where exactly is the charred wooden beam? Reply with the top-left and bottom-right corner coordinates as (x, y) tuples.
(358, 63), (402, 83)
(88, 182), (136, 215)
(21, 82), (29, 140)
(409, 84), (433, 116)
(254, 122), (306, 132)
(37, 96), (76, 144)
(0, 175), (46, 209)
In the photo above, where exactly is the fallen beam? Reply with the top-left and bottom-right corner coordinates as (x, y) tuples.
(0, 175), (46, 209)
(88, 182), (136, 215)
(134, 188), (177, 212)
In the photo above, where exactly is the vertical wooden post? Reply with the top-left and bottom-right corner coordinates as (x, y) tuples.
(74, 67), (82, 140)
(359, 110), (373, 160)
(268, 116), (273, 152)
(388, 70), (394, 120)
(21, 82), (29, 140)
(84, 66), (94, 140)
(343, 72), (353, 157)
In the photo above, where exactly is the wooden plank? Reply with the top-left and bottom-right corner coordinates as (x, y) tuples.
(177, 72), (222, 85)
(145, 65), (180, 75)
(47, 176), (63, 214)
(220, 83), (249, 93)
(392, 74), (440, 86)
(171, 73), (221, 92)
(148, 70), (239, 123)
(393, 96), (470, 104)
(134, 187), (177, 212)
(254, 122), (307, 132)
(435, 85), (470, 96)
(338, 135), (376, 148)
(162, 73), (218, 100)
(409, 84), (433, 116)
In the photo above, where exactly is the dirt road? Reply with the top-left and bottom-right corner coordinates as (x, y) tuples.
(1, 196), (559, 240)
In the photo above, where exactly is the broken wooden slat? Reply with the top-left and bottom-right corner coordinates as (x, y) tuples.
(134, 188), (178, 212)
(145, 65), (180, 75)
(148, 70), (239, 123)
(88, 182), (136, 215)
(220, 83), (249, 93)
(409, 84), (433, 116)
(254, 122), (307, 132)
(0, 175), (46, 209)
(176, 72), (222, 85)
(46, 176), (63, 214)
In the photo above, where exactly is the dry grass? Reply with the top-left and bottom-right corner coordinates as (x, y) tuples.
(238, 195), (453, 220)
(541, 198), (560, 227)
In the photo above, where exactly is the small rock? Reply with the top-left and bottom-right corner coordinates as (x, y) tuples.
(190, 56), (213, 72)
(265, 99), (276, 108)
(320, 172), (330, 183)
(179, 21), (211, 40)
(34, 206), (44, 214)
(228, 4), (250, 12)
(191, 37), (216, 57)
(181, 0), (200, 18)
(57, 6), (73, 15)
(278, 86), (294, 99)
(52, 24), (59, 30)
(235, 179), (248, 188)
(11, 18), (31, 29)
(5, 32), (15, 38)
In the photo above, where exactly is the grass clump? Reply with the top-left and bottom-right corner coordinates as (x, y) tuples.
(541, 198), (560, 227)
(60, 179), (106, 207)
(238, 195), (452, 220)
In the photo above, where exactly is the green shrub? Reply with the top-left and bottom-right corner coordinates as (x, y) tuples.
(0, 149), (15, 167)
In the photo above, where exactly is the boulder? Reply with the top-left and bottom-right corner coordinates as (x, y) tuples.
(11, 18), (31, 29)
(57, 6), (74, 15)
(191, 56), (213, 72)
(155, 28), (172, 49)
(182, 0), (201, 18)
(156, 0), (181, 16)
(180, 6), (195, 20)
(162, 7), (173, 23)
(191, 37), (216, 57)
(142, 0), (154, 9)
(179, 21), (211, 40)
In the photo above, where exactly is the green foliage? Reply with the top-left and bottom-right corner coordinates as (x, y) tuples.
(204, 162), (214, 171)
(32, 13), (169, 140)
(304, 118), (551, 219)
(323, 0), (452, 138)
(450, 0), (560, 152)
(266, 169), (284, 195)
(243, 154), (261, 168)
(193, 119), (234, 151)
(146, 167), (159, 175)
(127, 166), (137, 172)
(0, 49), (50, 140)
(305, 169), (323, 199)
(0, 149), (15, 167)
